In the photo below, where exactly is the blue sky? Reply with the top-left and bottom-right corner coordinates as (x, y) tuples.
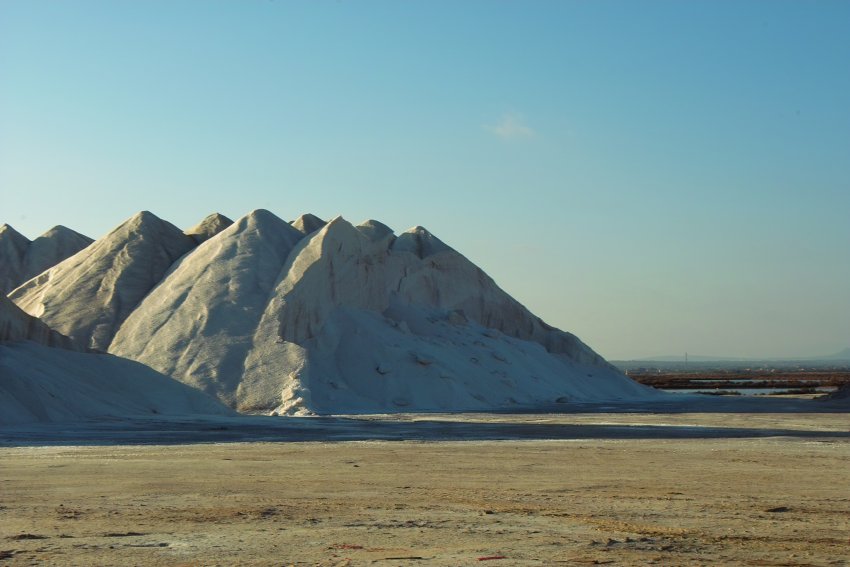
(1, 1), (848, 359)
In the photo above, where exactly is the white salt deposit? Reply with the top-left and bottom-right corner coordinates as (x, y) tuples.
(0, 224), (30, 293)
(111, 209), (305, 407)
(7, 209), (658, 415)
(10, 211), (196, 350)
(0, 294), (77, 350)
(0, 224), (93, 293)
(290, 213), (327, 235)
(185, 212), (234, 244)
(0, 341), (233, 425)
(111, 212), (657, 413)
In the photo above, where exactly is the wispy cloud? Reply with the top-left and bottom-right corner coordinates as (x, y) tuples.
(486, 112), (535, 141)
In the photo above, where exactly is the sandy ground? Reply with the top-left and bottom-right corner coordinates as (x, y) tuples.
(1, 408), (849, 566)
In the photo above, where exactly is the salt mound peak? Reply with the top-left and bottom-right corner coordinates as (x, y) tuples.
(10, 211), (195, 350)
(1, 223), (93, 294)
(0, 223), (31, 293)
(0, 223), (30, 241)
(186, 212), (234, 244)
(21, 225), (93, 284)
(40, 225), (90, 240)
(392, 225), (454, 259)
(291, 213), (327, 235)
(241, 208), (291, 229)
(357, 219), (395, 242)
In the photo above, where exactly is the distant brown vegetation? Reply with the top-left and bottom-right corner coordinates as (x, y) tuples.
(628, 370), (850, 393)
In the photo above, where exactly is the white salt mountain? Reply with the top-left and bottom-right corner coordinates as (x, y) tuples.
(10, 211), (196, 350)
(111, 210), (305, 407)
(106, 210), (656, 414)
(0, 295), (233, 425)
(0, 224), (93, 294)
(240, 218), (652, 413)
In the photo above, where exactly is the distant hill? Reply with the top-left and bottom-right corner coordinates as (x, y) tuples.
(626, 354), (751, 363)
(822, 347), (850, 360)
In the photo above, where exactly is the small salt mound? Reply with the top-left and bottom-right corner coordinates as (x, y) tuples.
(0, 342), (234, 426)
(185, 212), (234, 244)
(356, 219), (395, 242)
(290, 213), (327, 235)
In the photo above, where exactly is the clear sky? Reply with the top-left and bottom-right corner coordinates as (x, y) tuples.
(1, 1), (848, 360)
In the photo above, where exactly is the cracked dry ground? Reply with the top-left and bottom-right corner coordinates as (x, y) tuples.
(1, 435), (849, 566)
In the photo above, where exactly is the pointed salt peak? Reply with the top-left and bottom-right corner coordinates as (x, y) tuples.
(291, 213), (327, 235)
(119, 210), (170, 233)
(207, 212), (234, 224)
(0, 223), (30, 242)
(187, 212), (234, 233)
(122, 210), (191, 237)
(392, 225), (454, 259)
(356, 219), (395, 241)
(312, 215), (365, 247)
(185, 212), (235, 244)
(40, 225), (93, 243)
(130, 210), (160, 222)
(235, 208), (300, 234)
(245, 208), (280, 222)
(319, 215), (353, 235)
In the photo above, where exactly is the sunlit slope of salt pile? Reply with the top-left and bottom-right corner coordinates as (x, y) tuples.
(109, 211), (655, 413)
(242, 217), (652, 413)
(0, 224), (92, 293)
(110, 210), (304, 406)
(0, 294), (78, 350)
(0, 342), (234, 425)
(9, 211), (195, 350)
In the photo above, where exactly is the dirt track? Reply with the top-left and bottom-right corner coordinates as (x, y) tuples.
(1, 412), (849, 566)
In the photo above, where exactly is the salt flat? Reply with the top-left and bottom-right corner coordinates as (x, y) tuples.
(1, 403), (848, 566)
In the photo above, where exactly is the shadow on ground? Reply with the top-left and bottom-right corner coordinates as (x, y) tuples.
(1, 396), (847, 447)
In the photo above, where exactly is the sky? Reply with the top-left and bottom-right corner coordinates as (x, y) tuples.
(1, 1), (848, 360)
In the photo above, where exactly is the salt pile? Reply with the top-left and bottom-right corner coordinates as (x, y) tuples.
(0, 295), (233, 425)
(0, 294), (77, 350)
(0, 224), (92, 294)
(10, 211), (195, 350)
(11, 209), (658, 414)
